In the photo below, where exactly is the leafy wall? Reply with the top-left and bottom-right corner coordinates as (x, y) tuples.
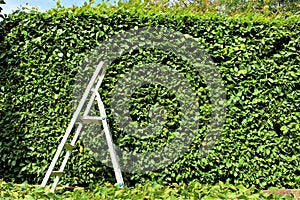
(0, 3), (299, 189)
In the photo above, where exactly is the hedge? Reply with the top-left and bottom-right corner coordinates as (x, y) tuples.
(0, 2), (299, 189)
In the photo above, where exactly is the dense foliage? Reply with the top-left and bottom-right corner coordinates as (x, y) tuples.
(0, 2), (299, 190)
(164, 0), (300, 16)
(0, 179), (295, 199)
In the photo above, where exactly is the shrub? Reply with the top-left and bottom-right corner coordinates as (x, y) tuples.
(0, 2), (299, 189)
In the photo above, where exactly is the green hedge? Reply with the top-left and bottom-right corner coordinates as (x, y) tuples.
(0, 3), (299, 189)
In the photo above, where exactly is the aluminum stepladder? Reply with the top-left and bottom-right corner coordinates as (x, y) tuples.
(41, 61), (124, 192)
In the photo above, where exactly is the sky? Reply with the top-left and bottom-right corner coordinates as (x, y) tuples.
(1, 0), (105, 14)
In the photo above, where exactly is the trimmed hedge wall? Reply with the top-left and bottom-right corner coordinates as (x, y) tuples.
(0, 3), (299, 189)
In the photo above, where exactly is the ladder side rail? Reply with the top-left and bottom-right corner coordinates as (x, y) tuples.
(94, 91), (124, 187)
(50, 123), (84, 192)
(41, 61), (104, 187)
(82, 66), (107, 117)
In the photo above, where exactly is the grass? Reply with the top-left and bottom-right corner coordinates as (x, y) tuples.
(0, 179), (295, 199)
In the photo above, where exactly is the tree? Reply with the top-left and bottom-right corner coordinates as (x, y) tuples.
(149, 0), (300, 15)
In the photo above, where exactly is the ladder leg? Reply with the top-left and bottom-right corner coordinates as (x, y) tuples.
(41, 138), (68, 187)
(51, 150), (71, 192)
(94, 91), (124, 187)
(50, 123), (83, 192)
(102, 119), (124, 187)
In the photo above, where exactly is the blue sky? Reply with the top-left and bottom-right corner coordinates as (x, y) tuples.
(1, 0), (105, 14)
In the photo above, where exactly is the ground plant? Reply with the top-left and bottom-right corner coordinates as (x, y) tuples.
(0, 179), (296, 199)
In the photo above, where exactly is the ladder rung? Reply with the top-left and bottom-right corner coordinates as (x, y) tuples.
(80, 116), (102, 125)
(51, 171), (64, 177)
(64, 143), (75, 151)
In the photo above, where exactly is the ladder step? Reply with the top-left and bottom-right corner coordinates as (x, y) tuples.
(51, 171), (64, 177)
(80, 116), (102, 125)
(64, 143), (75, 151)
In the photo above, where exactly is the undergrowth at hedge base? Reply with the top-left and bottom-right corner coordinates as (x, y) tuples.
(0, 180), (295, 200)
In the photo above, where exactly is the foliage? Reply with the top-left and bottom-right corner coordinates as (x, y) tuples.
(0, 2), (299, 190)
(0, 179), (294, 199)
(154, 0), (300, 16)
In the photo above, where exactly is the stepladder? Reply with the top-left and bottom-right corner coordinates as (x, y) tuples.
(41, 61), (124, 192)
